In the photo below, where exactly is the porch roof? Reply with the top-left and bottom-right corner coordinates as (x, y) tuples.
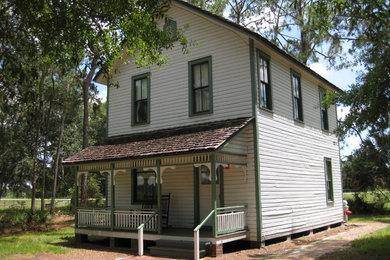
(63, 117), (253, 165)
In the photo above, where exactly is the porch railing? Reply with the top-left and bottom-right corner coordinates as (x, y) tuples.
(77, 208), (157, 231)
(77, 209), (111, 227)
(216, 205), (247, 235)
(115, 210), (158, 230)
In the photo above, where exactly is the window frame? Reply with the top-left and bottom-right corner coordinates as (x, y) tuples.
(324, 157), (334, 204)
(131, 73), (151, 126)
(319, 87), (329, 131)
(188, 56), (213, 116)
(290, 70), (304, 122)
(256, 49), (272, 111)
(132, 169), (157, 204)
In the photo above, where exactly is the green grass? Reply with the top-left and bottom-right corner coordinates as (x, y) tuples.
(0, 227), (74, 257)
(349, 215), (390, 223)
(319, 225), (390, 260)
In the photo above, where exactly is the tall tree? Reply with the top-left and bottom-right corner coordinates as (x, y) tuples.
(1, 0), (187, 213)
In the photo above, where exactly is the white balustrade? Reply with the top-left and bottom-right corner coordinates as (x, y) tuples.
(217, 208), (246, 234)
(77, 209), (111, 227)
(115, 210), (157, 230)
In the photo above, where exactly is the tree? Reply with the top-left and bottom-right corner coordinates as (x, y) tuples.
(1, 0), (187, 214)
(190, 0), (342, 65)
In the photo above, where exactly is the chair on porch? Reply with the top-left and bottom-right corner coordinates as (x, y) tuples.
(161, 193), (171, 228)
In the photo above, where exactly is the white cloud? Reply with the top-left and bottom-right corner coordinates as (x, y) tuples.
(309, 63), (332, 77)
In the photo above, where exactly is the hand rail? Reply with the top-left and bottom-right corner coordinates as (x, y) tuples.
(194, 209), (215, 232)
(137, 210), (158, 256)
(216, 205), (247, 211)
(193, 209), (215, 260)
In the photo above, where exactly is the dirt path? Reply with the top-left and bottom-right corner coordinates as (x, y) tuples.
(3, 221), (389, 260)
(210, 221), (389, 260)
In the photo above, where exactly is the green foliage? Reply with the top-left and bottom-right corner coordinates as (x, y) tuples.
(0, 227), (73, 256)
(0, 208), (50, 232)
(347, 193), (388, 214)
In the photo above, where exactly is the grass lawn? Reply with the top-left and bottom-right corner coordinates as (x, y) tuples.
(320, 215), (390, 260)
(0, 227), (74, 257)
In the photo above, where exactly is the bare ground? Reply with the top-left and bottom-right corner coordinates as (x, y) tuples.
(2, 218), (389, 260)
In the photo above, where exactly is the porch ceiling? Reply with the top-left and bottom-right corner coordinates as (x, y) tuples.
(63, 117), (253, 165)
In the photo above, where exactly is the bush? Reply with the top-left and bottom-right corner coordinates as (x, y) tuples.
(347, 192), (387, 214)
(0, 208), (50, 232)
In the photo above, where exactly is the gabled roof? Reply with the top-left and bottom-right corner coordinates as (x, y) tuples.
(62, 117), (254, 165)
(172, 0), (341, 92)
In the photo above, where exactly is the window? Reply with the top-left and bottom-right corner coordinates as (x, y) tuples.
(257, 51), (272, 110)
(319, 87), (329, 131)
(291, 71), (303, 121)
(324, 158), (334, 203)
(189, 57), (212, 116)
(132, 73), (150, 125)
(163, 18), (177, 37)
(200, 165), (220, 184)
(132, 170), (156, 203)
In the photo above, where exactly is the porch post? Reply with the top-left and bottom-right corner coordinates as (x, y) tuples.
(211, 154), (217, 237)
(75, 167), (79, 228)
(157, 159), (162, 234)
(110, 163), (115, 231)
(219, 166), (224, 207)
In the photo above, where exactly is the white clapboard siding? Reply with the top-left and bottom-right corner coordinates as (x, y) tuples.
(221, 130), (248, 155)
(107, 3), (252, 137)
(162, 165), (195, 228)
(252, 39), (343, 239)
(253, 41), (338, 133)
(223, 125), (258, 241)
(257, 111), (343, 240)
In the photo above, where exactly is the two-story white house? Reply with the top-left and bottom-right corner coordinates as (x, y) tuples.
(63, 0), (344, 258)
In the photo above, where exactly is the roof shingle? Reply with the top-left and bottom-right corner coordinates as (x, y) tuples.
(62, 117), (253, 164)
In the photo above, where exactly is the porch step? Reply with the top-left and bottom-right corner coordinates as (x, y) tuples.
(149, 239), (209, 259)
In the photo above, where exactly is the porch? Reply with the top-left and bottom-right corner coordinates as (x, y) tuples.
(64, 117), (255, 258)
(73, 152), (249, 258)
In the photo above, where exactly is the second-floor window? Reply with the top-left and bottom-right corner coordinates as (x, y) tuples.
(319, 87), (329, 131)
(189, 56), (212, 115)
(132, 73), (150, 125)
(257, 52), (272, 110)
(291, 72), (303, 121)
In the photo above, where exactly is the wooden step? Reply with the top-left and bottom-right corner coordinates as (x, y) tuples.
(149, 246), (207, 259)
(149, 239), (210, 259)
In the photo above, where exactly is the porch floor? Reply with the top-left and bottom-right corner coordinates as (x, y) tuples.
(75, 226), (248, 244)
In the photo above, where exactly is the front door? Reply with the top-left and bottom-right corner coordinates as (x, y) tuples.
(198, 165), (222, 226)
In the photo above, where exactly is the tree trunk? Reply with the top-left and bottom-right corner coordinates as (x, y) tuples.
(50, 73), (74, 214)
(40, 137), (48, 211)
(50, 109), (66, 214)
(80, 60), (98, 207)
(31, 126), (40, 215)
